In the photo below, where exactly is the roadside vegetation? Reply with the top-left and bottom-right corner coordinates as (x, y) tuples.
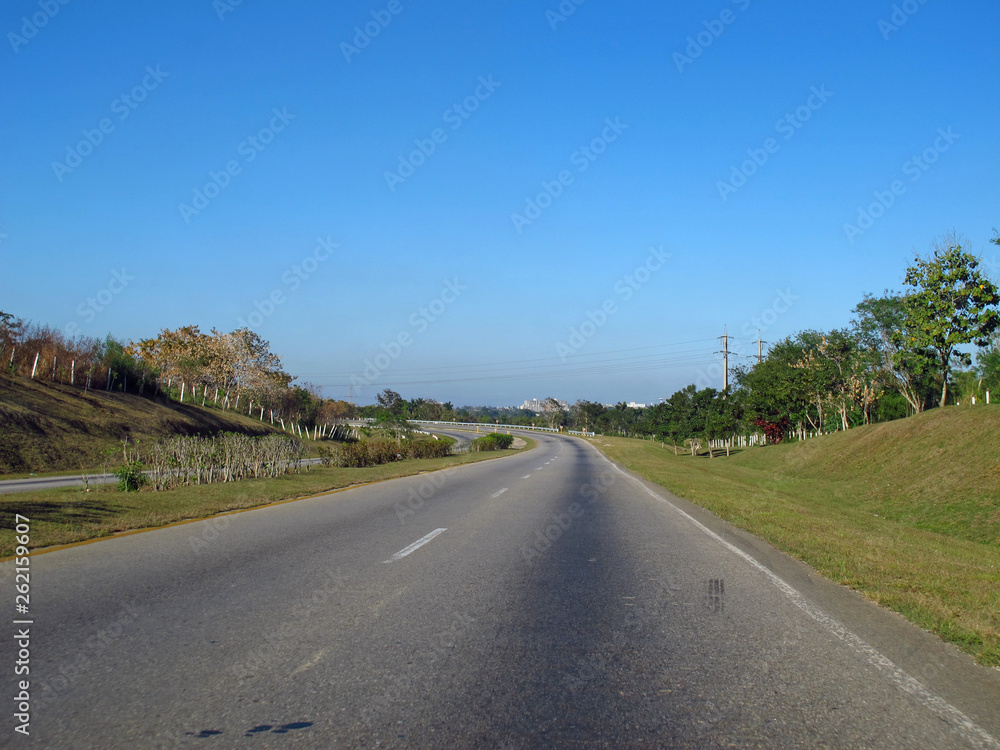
(471, 433), (515, 451)
(0, 434), (534, 557)
(588, 405), (1000, 667)
(0, 372), (285, 475)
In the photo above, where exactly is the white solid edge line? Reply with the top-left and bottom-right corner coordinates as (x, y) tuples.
(491, 488), (508, 498)
(603, 457), (1000, 750)
(383, 528), (448, 564)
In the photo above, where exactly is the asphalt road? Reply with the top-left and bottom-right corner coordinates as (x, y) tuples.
(2, 433), (999, 748)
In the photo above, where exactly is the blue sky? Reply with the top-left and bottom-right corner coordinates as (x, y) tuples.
(2, 0), (998, 406)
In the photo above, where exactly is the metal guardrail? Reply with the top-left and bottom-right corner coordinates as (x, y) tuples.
(343, 419), (595, 437)
(409, 421), (594, 437)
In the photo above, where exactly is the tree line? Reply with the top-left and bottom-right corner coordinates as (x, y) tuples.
(364, 237), (1000, 447)
(3, 237), (997, 446)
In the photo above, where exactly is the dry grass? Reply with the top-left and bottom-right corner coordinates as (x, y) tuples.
(0, 372), (288, 475)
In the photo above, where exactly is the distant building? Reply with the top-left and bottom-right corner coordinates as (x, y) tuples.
(520, 398), (568, 412)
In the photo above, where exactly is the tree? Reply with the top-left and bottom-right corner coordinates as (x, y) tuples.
(735, 335), (814, 431)
(0, 311), (23, 364)
(977, 339), (1000, 395)
(543, 397), (567, 429)
(898, 243), (1000, 407)
(319, 399), (356, 421)
(376, 388), (405, 415)
(573, 400), (606, 432)
(852, 293), (936, 414)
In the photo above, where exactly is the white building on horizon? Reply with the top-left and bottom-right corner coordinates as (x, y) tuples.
(520, 398), (568, 412)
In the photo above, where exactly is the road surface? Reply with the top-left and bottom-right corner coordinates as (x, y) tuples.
(2, 432), (998, 748)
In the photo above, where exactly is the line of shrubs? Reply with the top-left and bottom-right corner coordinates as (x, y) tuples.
(471, 433), (515, 452)
(320, 438), (454, 468)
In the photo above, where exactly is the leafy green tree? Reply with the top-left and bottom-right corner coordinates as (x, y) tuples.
(852, 293), (936, 414)
(897, 244), (1000, 407)
(735, 335), (813, 431)
(543, 397), (567, 429)
(0, 311), (22, 369)
(977, 342), (1000, 395)
(573, 400), (606, 432)
(376, 388), (405, 415)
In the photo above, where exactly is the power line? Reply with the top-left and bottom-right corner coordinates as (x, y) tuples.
(296, 337), (718, 379)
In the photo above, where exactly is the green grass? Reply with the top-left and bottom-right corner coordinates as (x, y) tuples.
(0, 439), (535, 558)
(587, 406), (1000, 667)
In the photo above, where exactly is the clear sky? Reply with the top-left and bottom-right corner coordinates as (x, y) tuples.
(2, 0), (998, 406)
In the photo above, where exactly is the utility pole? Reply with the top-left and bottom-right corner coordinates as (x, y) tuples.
(717, 326), (733, 394)
(756, 330), (767, 365)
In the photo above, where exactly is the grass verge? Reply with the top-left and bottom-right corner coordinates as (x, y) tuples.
(586, 407), (1000, 667)
(0, 442), (533, 558)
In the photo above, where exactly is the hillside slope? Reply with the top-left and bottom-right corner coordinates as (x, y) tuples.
(729, 406), (1000, 546)
(0, 373), (283, 474)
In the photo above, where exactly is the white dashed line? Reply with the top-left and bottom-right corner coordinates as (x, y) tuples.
(383, 528), (447, 564)
(491, 488), (508, 498)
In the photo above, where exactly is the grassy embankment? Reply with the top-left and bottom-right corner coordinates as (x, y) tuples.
(0, 372), (286, 476)
(588, 406), (1000, 667)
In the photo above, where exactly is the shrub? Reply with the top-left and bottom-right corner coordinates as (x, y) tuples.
(403, 440), (453, 459)
(331, 437), (454, 466)
(114, 459), (147, 492)
(332, 439), (400, 467)
(471, 433), (514, 452)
